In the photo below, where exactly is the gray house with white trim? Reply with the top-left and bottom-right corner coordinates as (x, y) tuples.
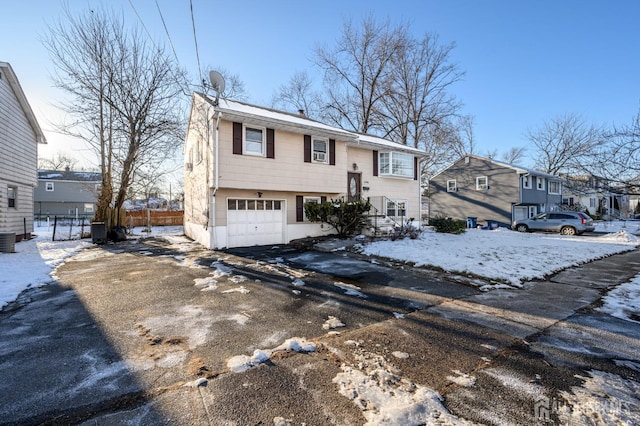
(429, 155), (563, 227)
(34, 170), (101, 221)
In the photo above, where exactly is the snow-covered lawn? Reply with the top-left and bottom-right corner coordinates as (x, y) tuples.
(361, 227), (639, 287)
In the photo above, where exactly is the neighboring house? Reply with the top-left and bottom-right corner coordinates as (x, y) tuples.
(34, 169), (101, 221)
(0, 62), (46, 241)
(563, 175), (634, 218)
(184, 94), (425, 249)
(429, 155), (564, 227)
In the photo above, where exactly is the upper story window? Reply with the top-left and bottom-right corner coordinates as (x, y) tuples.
(476, 176), (488, 190)
(548, 180), (561, 195)
(379, 152), (413, 178)
(84, 204), (95, 213)
(7, 186), (16, 208)
(522, 175), (532, 189)
(45, 182), (55, 191)
(447, 180), (457, 192)
(312, 138), (329, 163)
(244, 125), (265, 156)
(537, 177), (546, 191)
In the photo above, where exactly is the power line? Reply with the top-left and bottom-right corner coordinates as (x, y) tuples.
(189, 0), (204, 88)
(127, 0), (193, 97)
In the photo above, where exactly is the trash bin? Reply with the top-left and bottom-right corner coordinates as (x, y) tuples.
(466, 217), (477, 228)
(91, 222), (107, 244)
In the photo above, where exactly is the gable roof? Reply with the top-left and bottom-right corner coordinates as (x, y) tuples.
(196, 93), (426, 156)
(38, 169), (101, 182)
(433, 154), (561, 180)
(0, 62), (46, 144)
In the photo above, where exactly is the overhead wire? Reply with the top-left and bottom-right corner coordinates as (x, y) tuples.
(189, 0), (204, 90)
(127, 0), (192, 97)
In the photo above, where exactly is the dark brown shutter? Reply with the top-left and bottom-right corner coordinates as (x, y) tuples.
(233, 122), (242, 155)
(321, 196), (327, 203)
(373, 150), (378, 176)
(304, 135), (311, 163)
(414, 157), (418, 180)
(329, 139), (336, 165)
(296, 195), (304, 222)
(266, 128), (275, 158)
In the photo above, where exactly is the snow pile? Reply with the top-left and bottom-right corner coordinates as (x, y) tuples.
(362, 228), (638, 286)
(334, 281), (367, 298)
(322, 316), (345, 330)
(333, 350), (475, 425)
(194, 277), (218, 292)
(226, 338), (317, 373)
(597, 273), (640, 323)
(557, 370), (640, 424)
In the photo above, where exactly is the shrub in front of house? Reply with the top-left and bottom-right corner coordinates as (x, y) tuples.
(304, 198), (372, 238)
(429, 216), (466, 234)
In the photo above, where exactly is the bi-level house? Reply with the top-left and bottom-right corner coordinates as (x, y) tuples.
(184, 94), (425, 249)
(429, 155), (563, 227)
(0, 62), (46, 241)
(34, 169), (101, 222)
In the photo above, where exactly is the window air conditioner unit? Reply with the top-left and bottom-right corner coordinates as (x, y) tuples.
(313, 152), (327, 162)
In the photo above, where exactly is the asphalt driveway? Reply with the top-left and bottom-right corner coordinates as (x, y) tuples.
(1, 236), (639, 425)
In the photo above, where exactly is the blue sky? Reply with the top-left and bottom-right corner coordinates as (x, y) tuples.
(2, 0), (639, 167)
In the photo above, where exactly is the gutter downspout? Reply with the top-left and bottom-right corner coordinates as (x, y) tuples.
(210, 110), (221, 249)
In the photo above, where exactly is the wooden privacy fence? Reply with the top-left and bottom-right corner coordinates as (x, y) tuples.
(126, 210), (184, 227)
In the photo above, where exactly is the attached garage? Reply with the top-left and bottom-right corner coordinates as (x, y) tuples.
(226, 199), (285, 248)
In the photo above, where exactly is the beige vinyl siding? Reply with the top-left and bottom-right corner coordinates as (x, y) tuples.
(347, 146), (421, 220)
(217, 121), (347, 194)
(0, 68), (38, 235)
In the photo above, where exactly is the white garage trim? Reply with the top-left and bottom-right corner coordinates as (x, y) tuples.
(227, 198), (285, 248)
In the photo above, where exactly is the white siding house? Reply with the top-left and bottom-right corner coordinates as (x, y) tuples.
(0, 62), (46, 240)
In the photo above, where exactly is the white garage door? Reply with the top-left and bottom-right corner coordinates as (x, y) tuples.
(227, 199), (285, 248)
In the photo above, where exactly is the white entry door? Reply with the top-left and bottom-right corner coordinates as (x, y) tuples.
(227, 199), (285, 248)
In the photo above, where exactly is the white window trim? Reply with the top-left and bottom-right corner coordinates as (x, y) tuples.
(7, 186), (17, 208)
(522, 175), (532, 189)
(537, 177), (546, 191)
(45, 182), (55, 191)
(548, 180), (561, 195)
(303, 196), (321, 221)
(528, 205), (537, 218)
(243, 124), (266, 157)
(386, 199), (407, 217)
(447, 179), (457, 192)
(312, 137), (329, 164)
(476, 176), (488, 191)
(84, 203), (94, 213)
(379, 151), (413, 178)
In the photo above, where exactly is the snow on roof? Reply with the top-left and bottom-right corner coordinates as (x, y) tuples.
(38, 170), (102, 182)
(202, 94), (426, 155)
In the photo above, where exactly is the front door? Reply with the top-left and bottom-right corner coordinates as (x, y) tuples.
(347, 172), (361, 201)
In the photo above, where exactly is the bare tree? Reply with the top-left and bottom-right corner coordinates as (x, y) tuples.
(527, 113), (602, 175)
(271, 71), (323, 119)
(203, 66), (247, 101)
(38, 152), (78, 170)
(314, 16), (407, 133)
(44, 7), (186, 225)
(449, 115), (476, 158)
(593, 108), (640, 187)
(500, 146), (527, 164)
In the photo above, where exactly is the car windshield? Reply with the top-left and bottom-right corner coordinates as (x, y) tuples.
(533, 213), (547, 219)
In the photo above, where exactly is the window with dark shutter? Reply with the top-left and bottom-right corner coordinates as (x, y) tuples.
(296, 195), (304, 222)
(414, 157), (418, 180)
(267, 128), (275, 159)
(321, 196), (327, 203)
(329, 139), (336, 165)
(233, 122), (242, 155)
(373, 150), (378, 176)
(304, 135), (311, 163)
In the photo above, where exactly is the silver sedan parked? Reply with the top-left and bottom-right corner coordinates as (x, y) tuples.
(512, 211), (595, 235)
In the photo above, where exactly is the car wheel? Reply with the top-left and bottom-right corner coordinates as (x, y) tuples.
(560, 226), (576, 236)
(515, 224), (528, 232)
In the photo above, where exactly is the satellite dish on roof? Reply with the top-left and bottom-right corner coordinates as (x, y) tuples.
(209, 70), (225, 94)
